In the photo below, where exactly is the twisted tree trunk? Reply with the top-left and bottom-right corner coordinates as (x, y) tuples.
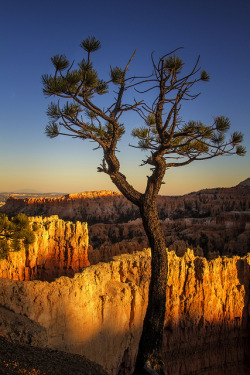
(105, 152), (168, 374)
(132, 199), (168, 375)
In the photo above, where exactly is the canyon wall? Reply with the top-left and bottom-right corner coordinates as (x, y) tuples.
(87, 211), (250, 264)
(0, 191), (126, 223)
(0, 216), (89, 281)
(1, 185), (250, 224)
(0, 250), (249, 375)
(1, 183), (250, 258)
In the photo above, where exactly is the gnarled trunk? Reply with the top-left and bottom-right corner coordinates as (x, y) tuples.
(104, 152), (168, 374)
(132, 199), (168, 375)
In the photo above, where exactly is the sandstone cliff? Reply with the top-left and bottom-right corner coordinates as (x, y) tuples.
(0, 250), (249, 375)
(1, 184), (249, 258)
(0, 190), (124, 223)
(1, 185), (249, 223)
(0, 216), (89, 281)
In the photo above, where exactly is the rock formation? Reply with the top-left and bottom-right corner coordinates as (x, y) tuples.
(0, 249), (249, 375)
(0, 335), (109, 375)
(1, 182), (249, 259)
(0, 190), (125, 223)
(2, 185), (249, 224)
(0, 216), (89, 281)
(0, 305), (48, 347)
(237, 178), (250, 187)
(87, 209), (250, 263)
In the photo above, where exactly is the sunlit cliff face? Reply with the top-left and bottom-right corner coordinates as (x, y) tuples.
(66, 191), (122, 199)
(0, 216), (89, 281)
(0, 218), (250, 375)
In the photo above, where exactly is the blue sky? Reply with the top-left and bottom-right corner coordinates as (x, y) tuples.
(0, 0), (249, 195)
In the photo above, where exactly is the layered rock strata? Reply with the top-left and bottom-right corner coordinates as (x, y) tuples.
(0, 216), (89, 281)
(0, 191), (124, 222)
(1, 184), (250, 258)
(1, 185), (249, 224)
(0, 250), (249, 375)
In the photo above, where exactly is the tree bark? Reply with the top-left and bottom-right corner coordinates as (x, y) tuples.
(132, 198), (168, 375)
(105, 152), (168, 375)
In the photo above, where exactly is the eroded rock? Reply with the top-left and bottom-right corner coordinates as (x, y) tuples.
(1, 184), (250, 258)
(0, 216), (89, 281)
(0, 250), (249, 375)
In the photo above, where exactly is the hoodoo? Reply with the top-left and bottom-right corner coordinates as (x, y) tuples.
(0, 215), (89, 281)
(0, 228), (249, 374)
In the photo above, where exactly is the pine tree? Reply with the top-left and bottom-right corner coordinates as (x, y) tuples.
(0, 213), (36, 258)
(42, 37), (245, 375)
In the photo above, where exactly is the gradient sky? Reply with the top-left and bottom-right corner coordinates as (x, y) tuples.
(0, 0), (249, 195)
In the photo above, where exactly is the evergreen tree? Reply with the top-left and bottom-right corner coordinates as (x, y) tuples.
(42, 37), (245, 375)
(0, 213), (35, 258)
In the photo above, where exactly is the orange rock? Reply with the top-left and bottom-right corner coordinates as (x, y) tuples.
(0, 216), (90, 281)
(1, 185), (250, 258)
(0, 249), (249, 374)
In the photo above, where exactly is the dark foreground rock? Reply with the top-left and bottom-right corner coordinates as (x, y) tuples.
(0, 335), (109, 375)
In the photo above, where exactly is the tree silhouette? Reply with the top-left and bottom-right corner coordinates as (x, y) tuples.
(42, 36), (245, 375)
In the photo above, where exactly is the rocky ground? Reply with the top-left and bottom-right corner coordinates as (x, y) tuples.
(0, 335), (109, 375)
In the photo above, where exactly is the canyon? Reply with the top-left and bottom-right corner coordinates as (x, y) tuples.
(0, 180), (250, 374)
(2, 184), (250, 225)
(1, 179), (250, 260)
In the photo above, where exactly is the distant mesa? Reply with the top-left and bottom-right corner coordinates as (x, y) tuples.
(0, 192), (66, 204)
(66, 190), (121, 199)
(237, 178), (250, 187)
